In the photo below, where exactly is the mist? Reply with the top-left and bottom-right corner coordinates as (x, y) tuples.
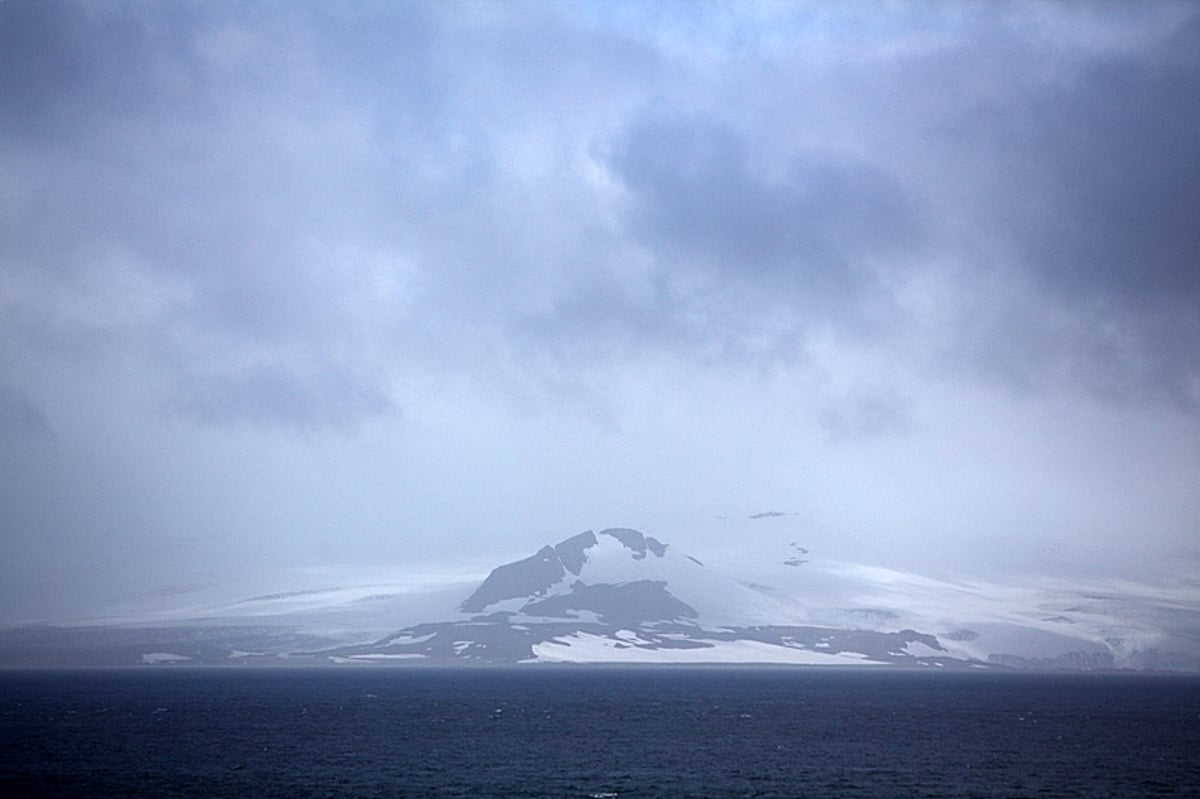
(2, 1), (1198, 624)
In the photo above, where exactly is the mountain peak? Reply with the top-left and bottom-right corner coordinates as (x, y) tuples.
(459, 527), (670, 614)
(554, 530), (597, 576)
(599, 528), (667, 559)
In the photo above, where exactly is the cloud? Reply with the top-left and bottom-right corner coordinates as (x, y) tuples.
(0, 381), (50, 440)
(0, 2), (1198, 623)
(618, 112), (914, 254)
(609, 110), (920, 310)
(6, 1), (1192, 420)
(909, 9), (1200, 408)
(817, 384), (911, 442)
(0, 0), (156, 143)
(167, 362), (394, 430)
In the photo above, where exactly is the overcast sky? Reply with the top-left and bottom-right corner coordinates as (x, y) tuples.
(2, 1), (1198, 623)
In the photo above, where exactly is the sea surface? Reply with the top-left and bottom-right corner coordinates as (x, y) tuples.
(1, 666), (1198, 798)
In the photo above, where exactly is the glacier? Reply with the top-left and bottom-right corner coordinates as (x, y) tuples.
(1, 526), (1197, 670)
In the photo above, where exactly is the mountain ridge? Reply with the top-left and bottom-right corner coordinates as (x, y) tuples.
(460, 528), (671, 613)
(2, 526), (1197, 670)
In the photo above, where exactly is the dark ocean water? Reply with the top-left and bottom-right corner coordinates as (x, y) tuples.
(1, 667), (1198, 798)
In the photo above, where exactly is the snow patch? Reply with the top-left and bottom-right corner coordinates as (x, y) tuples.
(531, 633), (887, 665)
(383, 632), (436, 645)
(332, 653), (428, 662)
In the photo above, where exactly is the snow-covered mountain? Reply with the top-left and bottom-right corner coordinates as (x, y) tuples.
(457, 528), (807, 626)
(320, 527), (1200, 669)
(2, 527), (1197, 670)
(322, 527), (950, 666)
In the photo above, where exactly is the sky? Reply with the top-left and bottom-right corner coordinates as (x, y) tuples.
(1, 1), (1198, 624)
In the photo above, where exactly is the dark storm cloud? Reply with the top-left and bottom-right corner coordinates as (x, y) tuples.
(610, 111), (920, 306)
(929, 9), (1200, 408)
(0, 0), (160, 143)
(0, 381), (50, 439)
(514, 110), (923, 372)
(1019, 15), (1200, 307)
